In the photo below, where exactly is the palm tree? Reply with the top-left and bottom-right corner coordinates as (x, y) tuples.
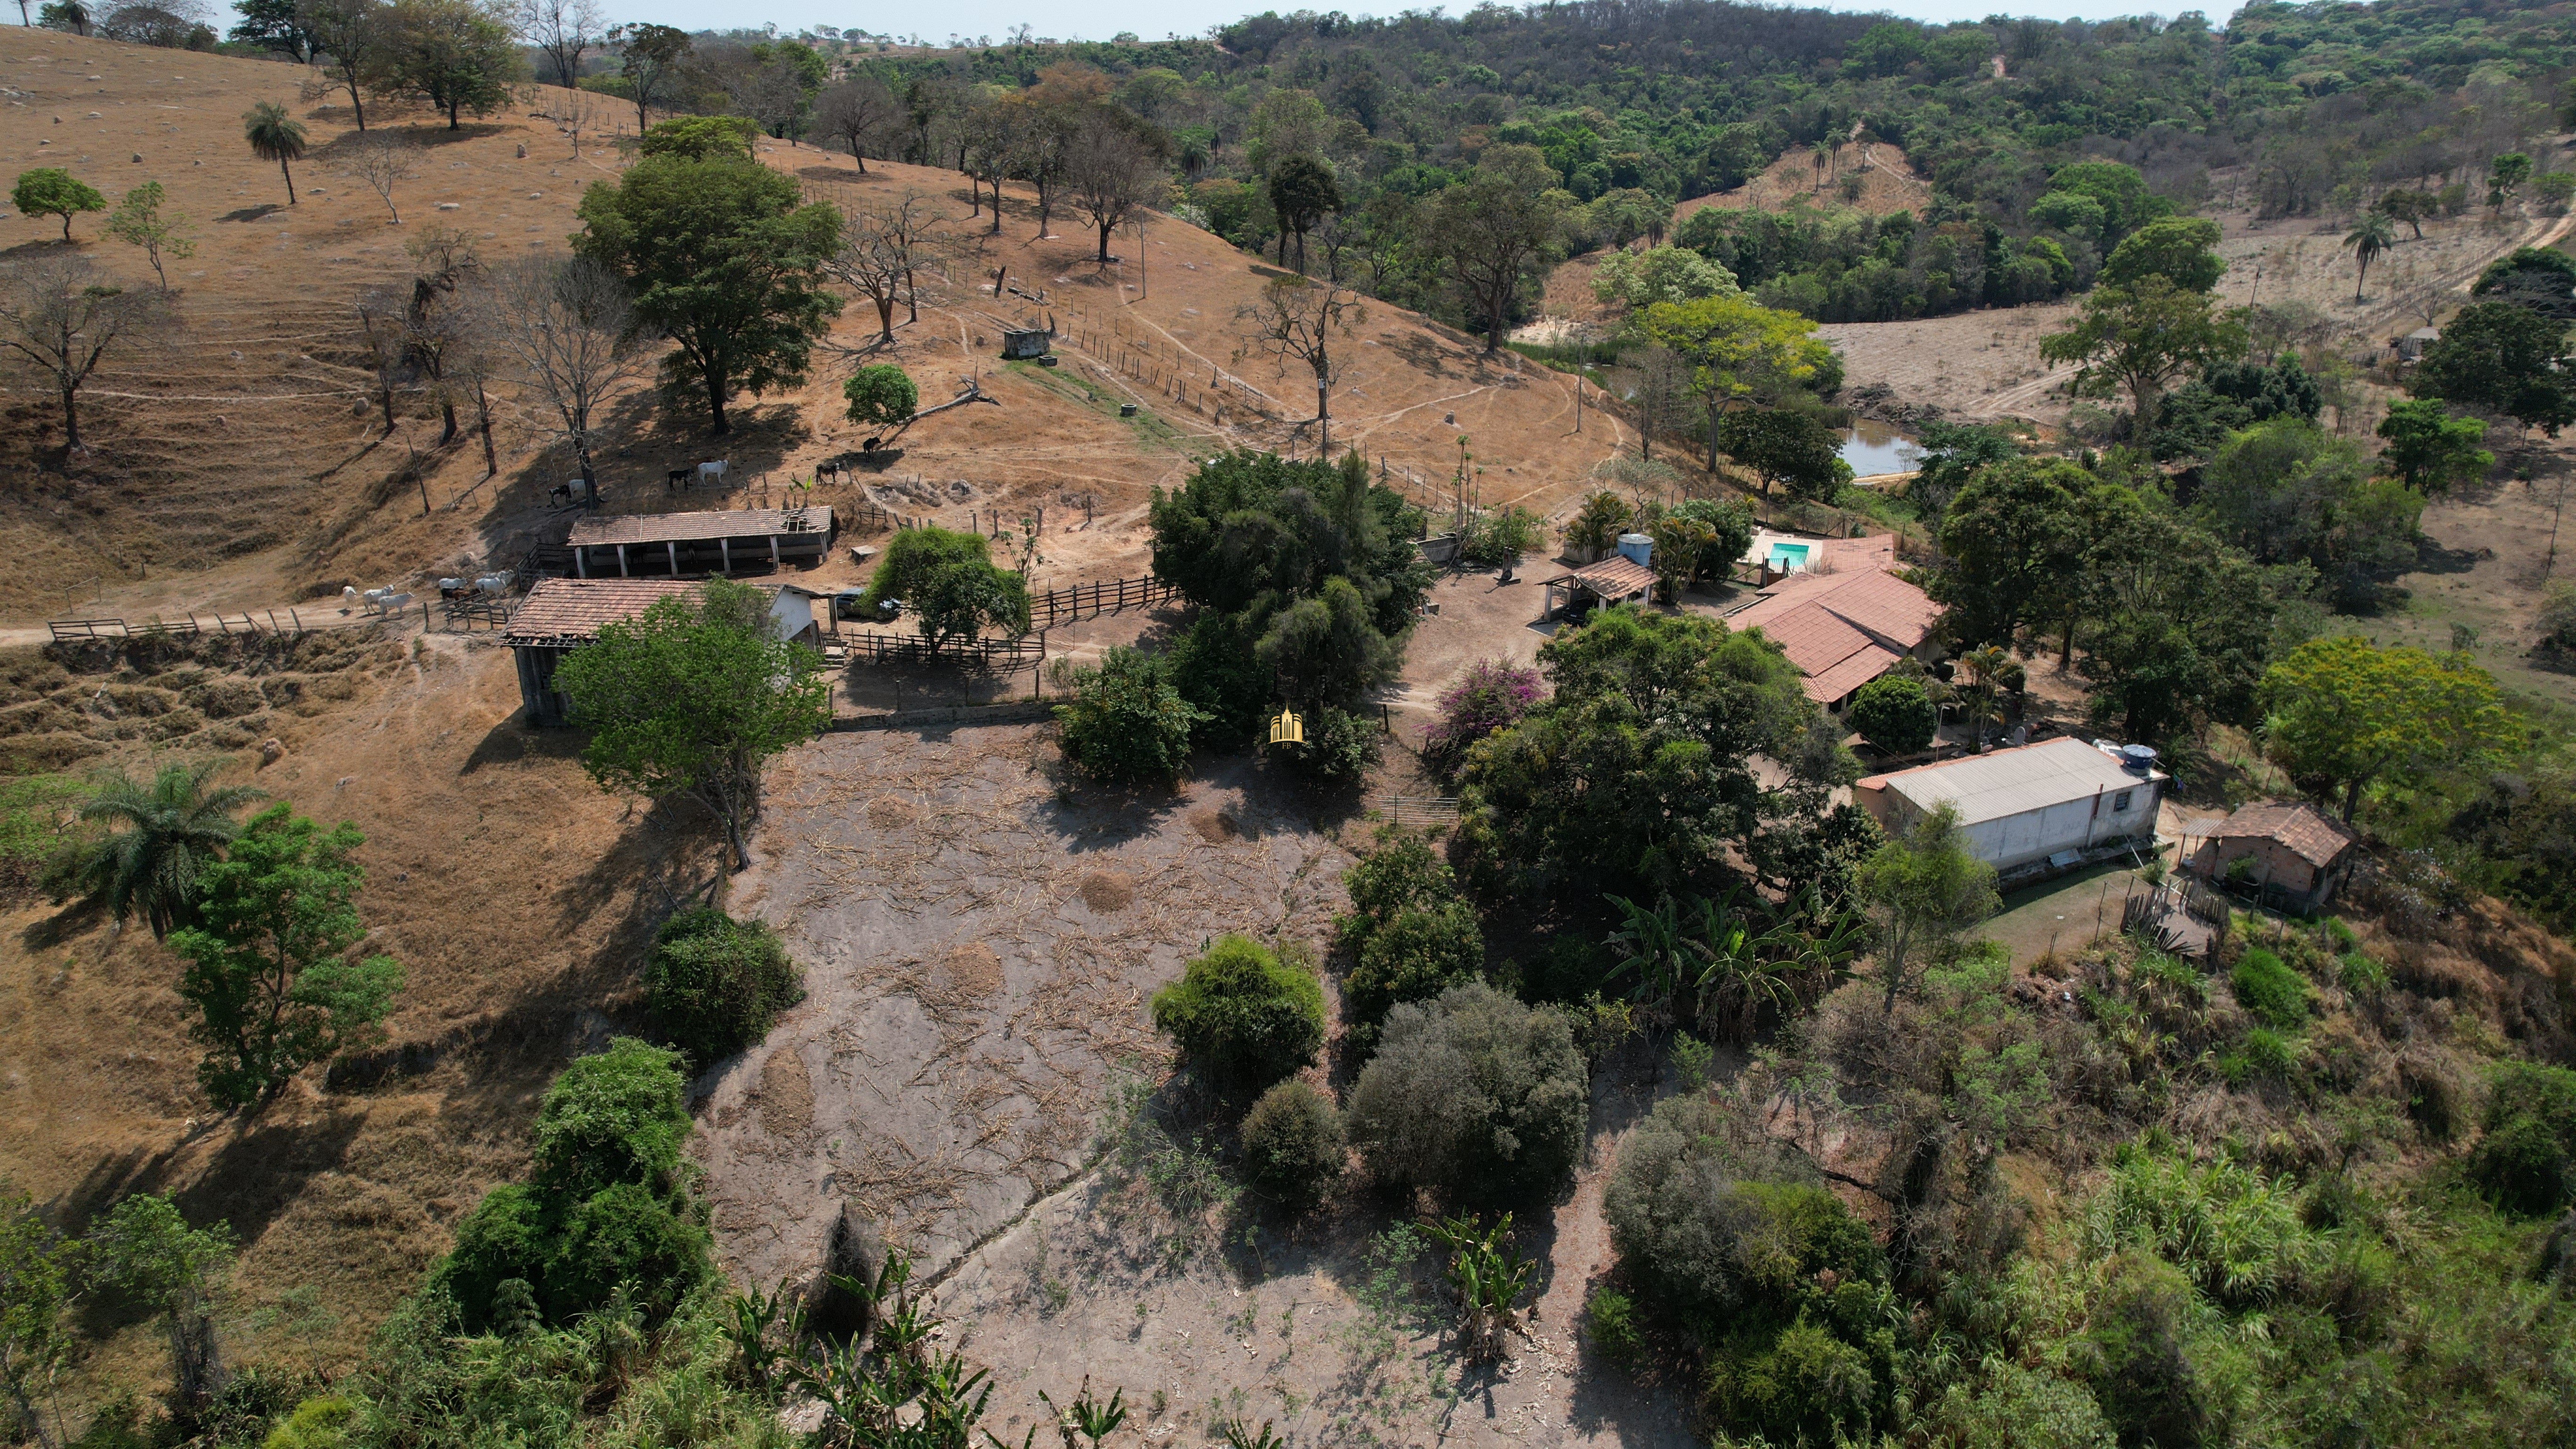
(1810, 139), (1834, 191)
(242, 102), (309, 207)
(43, 760), (264, 938)
(1956, 644), (2012, 753)
(2343, 212), (2396, 304)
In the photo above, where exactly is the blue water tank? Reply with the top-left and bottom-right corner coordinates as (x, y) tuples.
(1617, 532), (1653, 568)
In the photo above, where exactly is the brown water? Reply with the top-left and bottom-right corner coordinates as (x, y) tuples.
(1841, 418), (1921, 476)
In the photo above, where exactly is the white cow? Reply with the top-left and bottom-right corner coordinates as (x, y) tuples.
(697, 459), (729, 487)
(474, 572), (513, 594)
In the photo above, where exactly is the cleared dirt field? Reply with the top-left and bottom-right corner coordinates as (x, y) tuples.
(927, 1052), (1702, 1449)
(705, 727), (1358, 1291)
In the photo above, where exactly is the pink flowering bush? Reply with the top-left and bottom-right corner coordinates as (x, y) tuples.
(1421, 659), (1541, 779)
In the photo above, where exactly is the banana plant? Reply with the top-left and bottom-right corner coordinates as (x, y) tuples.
(722, 1276), (807, 1395)
(1423, 1212), (1537, 1362)
(1604, 892), (1702, 1025)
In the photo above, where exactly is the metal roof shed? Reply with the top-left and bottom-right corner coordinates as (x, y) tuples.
(1854, 736), (2168, 874)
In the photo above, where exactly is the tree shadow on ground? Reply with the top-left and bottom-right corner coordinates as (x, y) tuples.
(214, 205), (283, 224)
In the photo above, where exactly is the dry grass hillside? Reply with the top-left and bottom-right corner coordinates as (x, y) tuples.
(1674, 138), (1935, 224)
(0, 33), (1642, 629)
(0, 30), (1658, 1419)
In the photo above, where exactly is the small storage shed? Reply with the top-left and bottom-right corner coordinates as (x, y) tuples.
(566, 507), (835, 578)
(2186, 802), (2360, 911)
(1854, 736), (2167, 876)
(1540, 555), (1657, 617)
(504, 579), (826, 725)
(504, 579), (697, 726)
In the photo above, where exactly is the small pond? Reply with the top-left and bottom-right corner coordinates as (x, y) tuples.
(1840, 418), (1921, 477)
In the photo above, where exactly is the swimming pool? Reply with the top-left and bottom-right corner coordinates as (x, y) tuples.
(1768, 542), (1812, 571)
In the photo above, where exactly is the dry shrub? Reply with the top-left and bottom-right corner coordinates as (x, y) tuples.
(1078, 869), (1135, 913)
(941, 942), (1003, 1001)
(2397, 1046), (2471, 1143)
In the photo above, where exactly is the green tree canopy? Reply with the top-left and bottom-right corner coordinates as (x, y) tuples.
(2040, 160), (2171, 250)
(10, 169), (104, 241)
(1457, 609), (1840, 900)
(84, 1195), (234, 1432)
(1591, 244), (1739, 311)
(1715, 407), (1850, 501)
(1265, 153), (1342, 271)
(858, 525), (1031, 654)
(842, 363), (917, 428)
(1846, 675), (1936, 754)
(166, 805), (404, 1111)
(1858, 800), (1999, 1010)
(1054, 645), (1206, 783)
(239, 103), (306, 207)
(1148, 934), (1326, 1090)
(2259, 636), (2519, 821)
(2409, 300), (2576, 437)
(2199, 416), (2420, 608)
(1906, 420), (2019, 528)
(636, 113), (759, 162)
(551, 578), (830, 869)
(574, 133), (842, 433)
(1932, 456), (2086, 649)
(1636, 292), (1843, 470)
(2039, 275), (2249, 422)
(1147, 448), (1428, 632)
(2375, 399), (2491, 496)
(1424, 144), (1568, 353)
(376, 0), (524, 130)
(2469, 245), (2576, 322)
(2099, 216), (2225, 293)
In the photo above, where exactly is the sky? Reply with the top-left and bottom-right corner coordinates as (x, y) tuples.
(599, 0), (2248, 49)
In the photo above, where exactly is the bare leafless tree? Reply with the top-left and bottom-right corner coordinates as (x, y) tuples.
(1064, 109), (1168, 265)
(515, 0), (600, 87)
(402, 227), (482, 445)
(1235, 274), (1365, 457)
(813, 74), (899, 173)
(1613, 342), (1695, 462)
(485, 255), (649, 490)
(961, 99), (1018, 233)
(558, 86), (599, 159)
(827, 192), (952, 344)
(332, 131), (420, 225)
(0, 254), (164, 453)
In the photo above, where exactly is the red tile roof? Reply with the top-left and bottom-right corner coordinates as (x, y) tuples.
(503, 578), (697, 645)
(2206, 802), (2359, 868)
(1726, 566), (1941, 702)
(1571, 556), (1656, 597)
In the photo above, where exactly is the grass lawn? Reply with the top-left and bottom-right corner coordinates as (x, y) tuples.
(1983, 859), (2157, 967)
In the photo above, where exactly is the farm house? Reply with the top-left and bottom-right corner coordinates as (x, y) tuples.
(502, 578), (827, 726)
(1853, 736), (2168, 878)
(1725, 562), (1942, 708)
(565, 506), (837, 578)
(2185, 802), (2360, 912)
